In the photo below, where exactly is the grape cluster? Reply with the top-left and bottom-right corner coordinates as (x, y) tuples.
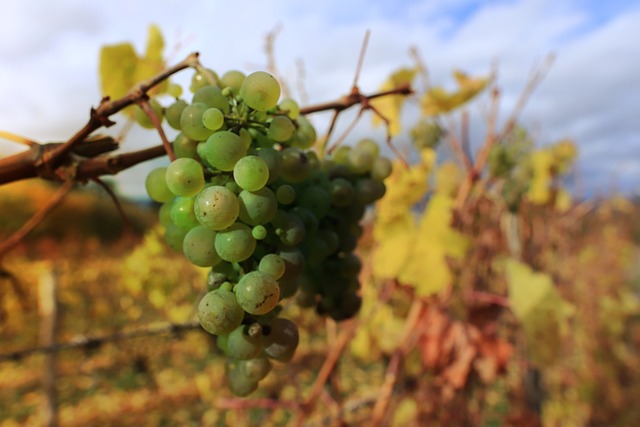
(144, 68), (391, 395)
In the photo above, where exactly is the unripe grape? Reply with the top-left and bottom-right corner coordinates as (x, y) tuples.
(145, 167), (173, 203)
(197, 287), (244, 336)
(239, 71), (281, 111)
(194, 186), (239, 230)
(235, 271), (280, 315)
(165, 158), (205, 197)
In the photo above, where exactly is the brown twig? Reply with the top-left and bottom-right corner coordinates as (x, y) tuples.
(90, 177), (132, 232)
(216, 397), (298, 412)
(0, 180), (73, 261)
(0, 320), (202, 362)
(370, 299), (425, 426)
(137, 98), (176, 161)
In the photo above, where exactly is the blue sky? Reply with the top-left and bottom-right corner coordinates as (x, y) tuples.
(0, 0), (638, 198)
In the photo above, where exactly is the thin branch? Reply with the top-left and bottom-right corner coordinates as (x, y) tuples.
(0, 320), (202, 362)
(496, 53), (554, 142)
(371, 299), (425, 426)
(409, 46), (430, 90)
(45, 52), (200, 169)
(137, 98), (175, 161)
(0, 180), (74, 261)
(301, 84), (413, 116)
(0, 130), (38, 147)
(352, 30), (371, 89)
(216, 397), (298, 412)
(90, 177), (132, 232)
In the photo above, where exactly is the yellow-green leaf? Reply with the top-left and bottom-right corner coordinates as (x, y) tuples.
(503, 259), (573, 365)
(528, 149), (553, 204)
(145, 24), (164, 61)
(400, 193), (468, 296)
(421, 69), (490, 116)
(371, 67), (417, 136)
(99, 43), (138, 99)
(504, 259), (552, 319)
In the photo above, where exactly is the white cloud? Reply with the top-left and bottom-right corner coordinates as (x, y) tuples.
(0, 0), (638, 197)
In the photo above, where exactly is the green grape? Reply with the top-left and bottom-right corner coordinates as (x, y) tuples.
(217, 333), (229, 354)
(233, 155), (269, 191)
(302, 235), (330, 266)
(289, 207), (318, 235)
(252, 225), (267, 240)
(158, 199), (175, 228)
(290, 115), (316, 149)
(297, 186), (331, 220)
(163, 223), (188, 252)
(165, 158), (205, 197)
(355, 178), (386, 204)
(280, 147), (311, 183)
(239, 356), (271, 382)
(145, 167), (174, 203)
(332, 145), (351, 165)
(272, 211), (305, 246)
(183, 226), (221, 267)
(173, 133), (199, 159)
(225, 360), (258, 397)
(192, 85), (230, 113)
(234, 271), (280, 315)
(203, 131), (247, 172)
(167, 82), (183, 98)
(197, 286), (244, 336)
(278, 247), (305, 282)
(180, 102), (214, 141)
(238, 187), (278, 226)
(275, 184), (295, 205)
(220, 70), (246, 94)
(356, 138), (380, 158)
(330, 177), (355, 207)
(170, 196), (199, 229)
(194, 186), (239, 230)
(238, 128), (252, 149)
(318, 229), (340, 256)
(411, 119), (444, 149)
(252, 147), (282, 184)
(239, 71), (281, 111)
(166, 99), (187, 130)
(278, 98), (300, 119)
(347, 146), (375, 175)
(226, 324), (263, 360)
(202, 107), (224, 131)
(267, 115), (295, 142)
(338, 252), (362, 278)
(371, 156), (393, 181)
(261, 318), (299, 362)
(215, 223), (256, 262)
(134, 98), (163, 129)
(258, 254), (285, 280)
(190, 68), (219, 92)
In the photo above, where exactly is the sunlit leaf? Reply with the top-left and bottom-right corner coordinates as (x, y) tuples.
(99, 43), (138, 99)
(503, 259), (573, 365)
(371, 67), (417, 136)
(528, 149), (553, 204)
(421, 70), (490, 116)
